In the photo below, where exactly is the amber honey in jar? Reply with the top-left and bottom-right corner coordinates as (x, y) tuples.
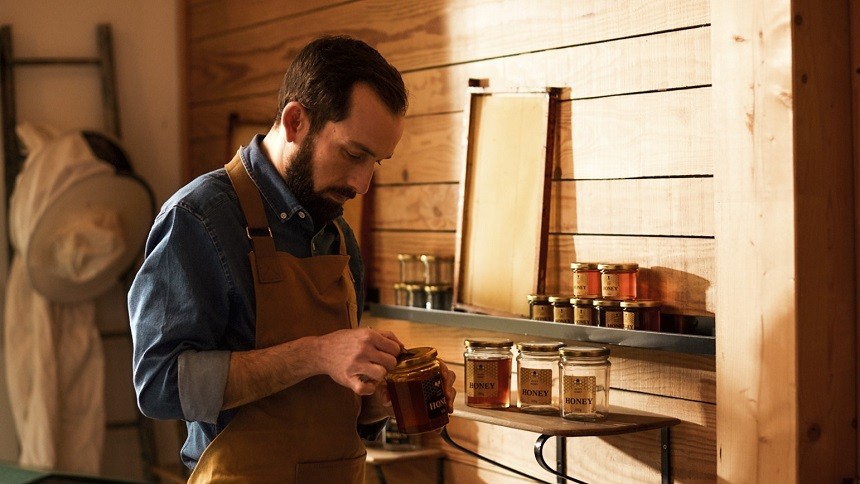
(385, 347), (449, 434)
(593, 299), (624, 328)
(597, 263), (639, 300)
(527, 294), (552, 321)
(516, 341), (563, 414)
(570, 262), (601, 298)
(620, 299), (662, 331)
(464, 338), (513, 408)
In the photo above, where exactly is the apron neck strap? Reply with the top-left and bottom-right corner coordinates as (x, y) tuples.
(225, 150), (283, 283)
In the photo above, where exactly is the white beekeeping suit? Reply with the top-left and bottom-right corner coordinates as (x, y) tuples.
(4, 124), (150, 474)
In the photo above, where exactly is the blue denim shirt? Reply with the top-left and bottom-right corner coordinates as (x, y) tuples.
(128, 135), (365, 469)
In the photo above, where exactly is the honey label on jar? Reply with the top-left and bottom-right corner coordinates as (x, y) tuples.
(605, 310), (623, 329)
(519, 368), (552, 405)
(553, 306), (572, 324)
(623, 311), (637, 330)
(602, 273), (620, 298)
(563, 375), (596, 414)
(572, 273), (589, 296)
(423, 372), (448, 420)
(574, 307), (592, 325)
(532, 304), (552, 321)
(466, 360), (500, 398)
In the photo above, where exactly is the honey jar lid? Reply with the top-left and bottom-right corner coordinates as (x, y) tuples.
(391, 346), (438, 372)
(424, 284), (453, 293)
(619, 299), (661, 308)
(517, 341), (564, 352)
(592, 299), (622, 307)
(570, 297), (595, 305)
(569, 262), (599, 270)
(560, 345), (610, 358)
(548, 295), (573, 304)
(597, 262), (639, 271)
(397, 253), (419, 261)
(527, 294), (549, 302)
(464, 337), (514, 349)
(419, 254), (454, 262)
(404, 283), (425, 291)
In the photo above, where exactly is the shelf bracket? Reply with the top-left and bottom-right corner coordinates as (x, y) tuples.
(440, 427), (551, 483)
(534, 435), (588, 484)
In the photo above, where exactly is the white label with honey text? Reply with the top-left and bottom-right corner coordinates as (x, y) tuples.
(466, 359), (500, 398)
(563, 375), (596, 414)
(519, 368), (552, 405)
(602, 273), (620, 298)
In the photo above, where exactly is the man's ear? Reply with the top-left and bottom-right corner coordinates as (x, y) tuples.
(280, 101), (307, 143)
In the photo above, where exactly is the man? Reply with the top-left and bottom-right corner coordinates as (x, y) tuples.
(129, 36), (456, 482)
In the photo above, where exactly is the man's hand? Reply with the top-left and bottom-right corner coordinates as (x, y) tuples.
(438, 359), (457, 413)
(316, 328), (402, 395)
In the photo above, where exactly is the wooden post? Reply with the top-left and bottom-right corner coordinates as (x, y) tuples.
(713, 0), (855, 481)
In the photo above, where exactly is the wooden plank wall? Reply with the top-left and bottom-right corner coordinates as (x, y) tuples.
(183, 1), (716, 482)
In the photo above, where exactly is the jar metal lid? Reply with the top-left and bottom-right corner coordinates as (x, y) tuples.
(424, 284), (453, 293)
(597, 262), (639, 271)
(465, 337), (514, 348)
(527, 294), (549, 302)
(569, 262), (598, 270)
(404, 283), (425, 291)
(548, 295), (573, 304)
(517, 341), (564, 352)
(570, 297), (595, 305)
(420, 254), (454, 262)
(398, 253), (419, 261)
(390, 347), (438, 372)
(593, 299), (623, 307)
(560, 345), (610, 357)
(620, 299), (661, 308)
(393, 282), (406, 290)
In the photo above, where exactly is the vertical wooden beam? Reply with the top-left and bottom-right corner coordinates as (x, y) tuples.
(792, 1), (856, 481)
(711, 0), (798, 481)
(851, 0), (860, 476)
(714, 0), (857, 481)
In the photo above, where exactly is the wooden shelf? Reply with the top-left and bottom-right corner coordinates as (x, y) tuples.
(369, 304), (715, 356)
(451, 398), (680, 437)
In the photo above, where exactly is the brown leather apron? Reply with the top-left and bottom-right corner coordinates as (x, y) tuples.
(187, 152), (365, 483)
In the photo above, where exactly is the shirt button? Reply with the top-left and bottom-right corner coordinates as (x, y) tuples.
(298, 211), (306, 219)
(280, 212), (287, 220)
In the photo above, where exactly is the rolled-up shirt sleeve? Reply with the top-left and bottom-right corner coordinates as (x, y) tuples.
(129, 199), (236, 422)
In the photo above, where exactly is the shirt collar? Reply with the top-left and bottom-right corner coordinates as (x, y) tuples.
(239, 134), (307, 222)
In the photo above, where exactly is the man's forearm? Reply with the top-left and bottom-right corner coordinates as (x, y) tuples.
(222, 336), (321, 410)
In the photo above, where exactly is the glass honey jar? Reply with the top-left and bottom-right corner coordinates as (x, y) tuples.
(570, 297), (595, 326)
(464, 338), (513, 409)
(385, 347), (449, 434)
(548, 295), (573, 324)
(527, 294), (552, 321)
(560, 345), (611, 421)
(570, 262), (601, 298)
(593, 299), (624, 328)
(620, 299), (662, 331)
(597, 263), (639, 300)
(516, 341), (563, 414)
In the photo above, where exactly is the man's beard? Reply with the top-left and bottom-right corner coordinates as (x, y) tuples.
(284, 134), (356, 229)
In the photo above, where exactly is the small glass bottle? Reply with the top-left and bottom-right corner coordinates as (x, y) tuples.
(405, 284), (427, 309)
(464, 338), (513, 409)
(527, 294), (552, 321)
(570, 262), (601, 298)
(393, 283), (408, 306)
(560, 345), (611, 421)
(516, 341), (563, 414)
(421, 255), (454, 285)
(398, 253), (424, 284)
(620, 299), (662, 331)
(570, 297), (595, 326)
(597, 263), (639, 300)
(424, 284), (453, 310)
(593, 299), (623, 328)
(548, 295), (573, 324)
(385, 347), (449, 434)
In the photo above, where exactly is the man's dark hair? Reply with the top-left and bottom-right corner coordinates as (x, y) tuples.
(275, 35), (408, 133)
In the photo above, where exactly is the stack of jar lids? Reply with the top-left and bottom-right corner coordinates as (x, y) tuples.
(394, 253), (454, 310)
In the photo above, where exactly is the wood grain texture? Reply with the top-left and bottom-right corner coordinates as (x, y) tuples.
(373, 184), (459, 231)
(186, 0), (709, 104)
(550, 177), (714, 236)
(187, 0), (351, 41)
(377, 113), (463, 184)
(711, 1), (798, 480)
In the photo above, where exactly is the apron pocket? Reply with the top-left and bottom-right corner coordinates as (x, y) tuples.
(295, 452), (366, 484)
